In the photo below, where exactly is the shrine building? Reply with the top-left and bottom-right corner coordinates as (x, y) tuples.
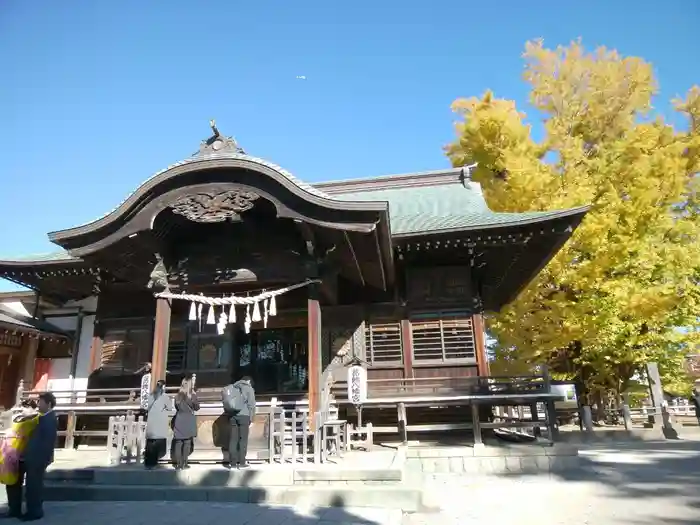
(0, 124), (589, 417)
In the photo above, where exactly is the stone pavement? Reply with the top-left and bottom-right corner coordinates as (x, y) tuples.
(3, 500), (403, 525)
(2, 439), (700, 524)
(404, 439), (700, 525)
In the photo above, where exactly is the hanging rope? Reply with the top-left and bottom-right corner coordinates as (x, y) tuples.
(154, 278), (320, 305)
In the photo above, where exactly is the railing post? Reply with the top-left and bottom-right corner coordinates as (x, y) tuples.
(65, 411), (77, 449)
(397, 402), (408, 445)
(545, 401), (559, 442)
(15, 380), (24, 406)
(471, 403), (483, 447)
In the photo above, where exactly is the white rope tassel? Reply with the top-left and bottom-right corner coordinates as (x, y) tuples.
(269, 295), (277, 316)
(188, 301), (197, 321)
(217, 312), (227, 335)
(197, 304), (203, 331)
(263, 298), (269, 328)
(206, 305), (216, 325)
(228, 296), (236, 324)
(252, 300), (261, 323)
(244, 305), (251, 334)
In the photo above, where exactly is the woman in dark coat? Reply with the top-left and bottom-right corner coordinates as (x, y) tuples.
(171, 375), (200, 470)
(144, 380), (172, 469)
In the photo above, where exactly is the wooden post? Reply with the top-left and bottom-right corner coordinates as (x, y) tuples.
(15, 380), (25, 406)
(397, 402), (408, 444)
(88, 333), (103, 373)
(151, 297), (172, 382)
(307, 286), (322, 430)
(473, 314), (489, 376)
(21, 337), (40, 386)
(471, 403), (483, 447)
(400, 319), (414, 380)
(545, 401), (559, 441)
(65, 412), (77, 450)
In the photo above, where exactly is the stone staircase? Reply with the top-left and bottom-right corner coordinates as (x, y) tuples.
(44, 447), (430, 511)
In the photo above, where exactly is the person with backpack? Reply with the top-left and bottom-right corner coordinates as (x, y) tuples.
(221, 376), (256, 469)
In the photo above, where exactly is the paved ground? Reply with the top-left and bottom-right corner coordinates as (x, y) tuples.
(407, 439), (700, 525)
(2, 439), (699, 524)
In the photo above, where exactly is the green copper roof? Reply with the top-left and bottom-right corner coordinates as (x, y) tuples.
(330, 181), (582, 236)
(0, 251), (77, 264)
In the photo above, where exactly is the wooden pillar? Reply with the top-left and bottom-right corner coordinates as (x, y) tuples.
(400, 319), (414, 380)
(151, 297), (172, 383)
(473, 314), (489, 376)
(21, 337), (40, 386)
(307, 285), (322, 427)
(88, 332), (103, 373)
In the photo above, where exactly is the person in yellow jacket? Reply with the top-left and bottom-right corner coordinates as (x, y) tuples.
(2, 392), (57, 521)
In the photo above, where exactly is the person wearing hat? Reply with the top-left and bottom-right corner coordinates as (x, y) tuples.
(4, 392), (57, 521)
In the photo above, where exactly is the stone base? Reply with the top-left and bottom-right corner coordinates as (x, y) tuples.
(405, 443), (580, 476)
(557, 426), (688, 443)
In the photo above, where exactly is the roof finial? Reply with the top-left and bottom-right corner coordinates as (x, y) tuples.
(210, 119), (221, 138)
(197, 120), (246, 156)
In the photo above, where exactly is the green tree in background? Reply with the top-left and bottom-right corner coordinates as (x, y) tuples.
(447, 40), (700, 404)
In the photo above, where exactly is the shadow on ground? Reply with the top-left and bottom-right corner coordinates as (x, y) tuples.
(498, 439), (700, 525)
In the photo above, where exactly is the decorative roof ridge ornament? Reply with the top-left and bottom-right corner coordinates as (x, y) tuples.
(196, 119), (246, 156)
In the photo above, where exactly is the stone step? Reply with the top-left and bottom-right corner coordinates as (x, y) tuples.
(43, 483), (429, 512)
(46, 465), (404, 487)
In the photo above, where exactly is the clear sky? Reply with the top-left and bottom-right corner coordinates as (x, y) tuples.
(0, 0), (697, 292)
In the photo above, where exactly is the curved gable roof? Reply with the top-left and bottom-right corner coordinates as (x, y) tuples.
(48, 136), (389, 247)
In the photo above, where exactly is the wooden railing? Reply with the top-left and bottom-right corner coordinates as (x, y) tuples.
(332, 372), (551, 401)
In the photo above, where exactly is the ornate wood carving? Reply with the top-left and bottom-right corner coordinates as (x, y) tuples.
(147, 253), (170, 292)
(170, 190), (260, 223)
(406, 266), (473, 305)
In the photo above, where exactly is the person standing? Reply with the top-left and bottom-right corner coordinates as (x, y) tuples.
(224, 376), (256, 469)
(691, 388), (700, 427)
(171, 375), (199, 470)
(4, 392), (58, 522)
(144, 380), (172, 469)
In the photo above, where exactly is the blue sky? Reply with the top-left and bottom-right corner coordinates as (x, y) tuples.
(0, 0), (698, 292)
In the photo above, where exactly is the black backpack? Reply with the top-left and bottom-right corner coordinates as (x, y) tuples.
(221, 384), (245, 414)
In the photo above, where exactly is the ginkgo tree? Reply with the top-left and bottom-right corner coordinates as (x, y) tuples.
(447, 40), (700, 405)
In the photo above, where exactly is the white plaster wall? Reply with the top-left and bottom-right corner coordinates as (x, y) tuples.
(1, 300), (31, 316)
(47, 358), (72, 403)
(42, 296), (98, 403)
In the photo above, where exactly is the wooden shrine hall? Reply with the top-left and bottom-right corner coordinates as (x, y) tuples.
(0, 123), (589, 423)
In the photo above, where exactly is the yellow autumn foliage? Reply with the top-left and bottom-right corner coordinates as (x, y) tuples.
(447, 40), (700, 397)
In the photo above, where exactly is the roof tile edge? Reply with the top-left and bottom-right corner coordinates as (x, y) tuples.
(314, 168), (465, 194)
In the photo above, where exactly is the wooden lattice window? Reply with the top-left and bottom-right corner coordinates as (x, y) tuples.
(365, 322), (403, 365)
(410, 311), (476, 363)
(166, 326), (187, 373)
(101, 326), (152, 373)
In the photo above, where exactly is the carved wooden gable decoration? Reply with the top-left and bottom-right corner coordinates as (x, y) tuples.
(170, 190), (260, 224)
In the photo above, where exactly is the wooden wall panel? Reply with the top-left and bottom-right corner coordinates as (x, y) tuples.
(367, 368), (404, 381)
(412, 365), (478, 379)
